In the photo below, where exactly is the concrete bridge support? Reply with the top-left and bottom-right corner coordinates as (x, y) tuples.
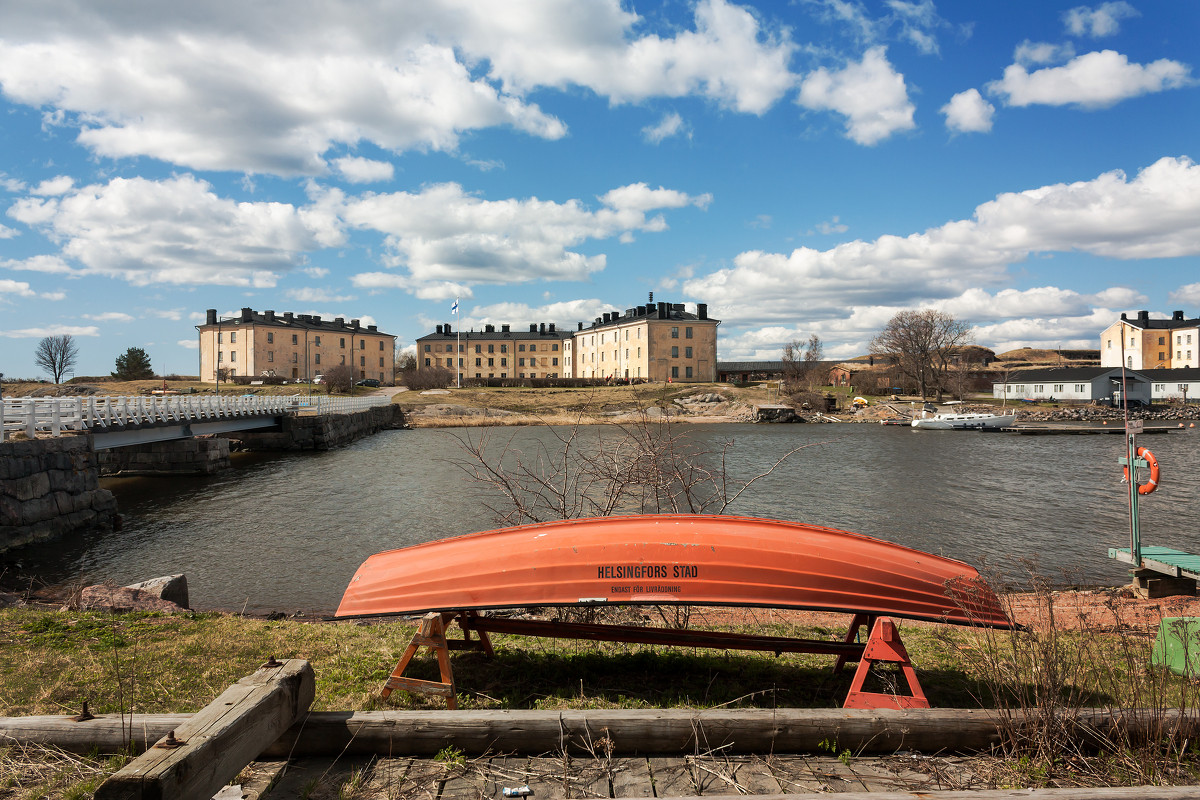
(233, 404), (407, 450)
(97, 437), (231, 476)
(1, 436), (116, 553)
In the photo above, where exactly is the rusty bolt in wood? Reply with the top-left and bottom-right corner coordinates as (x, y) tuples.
(71, 701), (95, 722)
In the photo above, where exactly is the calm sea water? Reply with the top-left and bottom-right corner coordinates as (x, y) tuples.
(8, 423), (1198, 612)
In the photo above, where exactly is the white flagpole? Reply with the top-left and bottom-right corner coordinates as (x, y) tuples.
(453, 298), (461, 388)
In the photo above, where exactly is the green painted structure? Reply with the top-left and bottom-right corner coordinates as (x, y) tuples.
(1151, 617), (1200, 677)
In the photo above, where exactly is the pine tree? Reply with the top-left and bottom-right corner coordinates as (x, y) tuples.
(112, 346), (155, 380)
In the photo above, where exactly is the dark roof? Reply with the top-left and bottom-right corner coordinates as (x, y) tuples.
(580, 301), (717, 332)
(1119, 311), (1200, 330)
(198, 308), (393, 337)
(993, 367), (1139, 383)
(417, 326), (565, 342)
(1139, 367), (1200, 381)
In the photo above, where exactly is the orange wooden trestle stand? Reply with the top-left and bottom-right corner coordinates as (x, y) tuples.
(379, 611), (928, 711)
(842, 617), (930, 709)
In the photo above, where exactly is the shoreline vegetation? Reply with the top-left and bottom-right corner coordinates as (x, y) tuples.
(2, 585), (1200, 795)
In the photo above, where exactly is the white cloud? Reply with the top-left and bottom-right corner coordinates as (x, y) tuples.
(301, 267), (330, 279)
(464, 298), (610, 329)
(0, 224), (18, 239)
(989, 50), (1192, 109)
(333, 157), (395, 184)
(0, 0), (797, 175)
(9, 175), (327, 286)
(1064, 2), (1138, 38)
(0, 325), (100, 338)
(1, 255), (78, 274)
(83, 311), (134, 322)
(40, 291), (66, 301)
(642, 112), (686, 144)
(1169, 283), (1200, 306)
(177, 339), (199, 350)
(0, 279), (36, 297)
(797, 47), (915, 145)
(284, 287), (356, 303)
(31, 176), (74, 196)
(813, 216), (848, 235)
(941, 88), (994, 134)
(339, 181), (709, 290)
(1014, 41), (1076, 67)
(684, 157), (1200, 324)
(0, 174), (27, 193)
(151, 308), (185, 321)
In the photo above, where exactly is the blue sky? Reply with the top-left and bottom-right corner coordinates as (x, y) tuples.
(1, 0), (1198, 379)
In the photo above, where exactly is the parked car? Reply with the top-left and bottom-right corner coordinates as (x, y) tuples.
(312, 374), (324, 384)
(355, 378), (381, 388)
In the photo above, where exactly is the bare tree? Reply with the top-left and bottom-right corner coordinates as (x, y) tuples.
(35, 335), (79, 383)
(323, 363), (354, 394)
(870, 309), (972, 400)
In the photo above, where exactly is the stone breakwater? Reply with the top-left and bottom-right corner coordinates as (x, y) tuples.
(0, 436), (116, 553)
(231, 403), (408, 450)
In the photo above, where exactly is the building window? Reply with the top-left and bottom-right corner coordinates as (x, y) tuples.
(267, 332), (274, 344)
(671, 366), (679, 378)
(519, 344), (525, 351)
(424, 344), (431, 352)
(292, 334), (298, 345)
(361, 356), (366, 366)
(314, 354), (319, 364)
(529, 344), (536, 351)
(1128, 356), (1133, 368)
(217, 351), (223, 362)
(1160, 352), (1165, 360)
(380, 341), (385, 350)
(1106, 339), (1111, 349)
(1130, 337), (1135, 347)
(1159, 337), (1166, 345)
(500, 344), (507, 353)
(686, 367), (693, 378)
(445, 358), (451, 367)
(230, 332), (236, 343)
(501, 358), (507, 366)
(475, 344), (481, 353)
(685, 327), (693, 339)
(445, 344), (453, 352)
(519, 358), (525, 366)
(488, 344), (494, 353)
(267, 352), (274, 362)
(552, 344), (558, 351)
(488, 358), (494, 366)
(1075, 384), (1085, 392)
(340, 337), (345, 348)
(217, 332), (222, 343)
(424, 358), (430, 366)
(1053, 384), (1062, 392)
(671, 327), (679, 338)
(340, 355), (345, 365)
(360, 340), (365, 349)
(685, 347), (693, 358)
(292, 353), (298, 363)
(552, 358), (558, 366)
(671, 346), (679, 358)
(314, 336), (320, 346)
(475, 358), (481, 366)
(380, 357), (385, 367)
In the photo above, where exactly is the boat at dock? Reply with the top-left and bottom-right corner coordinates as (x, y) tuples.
(335, 514), (1013, 629)
(911, 411), (1016, 430)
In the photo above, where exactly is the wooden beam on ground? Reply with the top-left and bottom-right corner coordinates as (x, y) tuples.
(684, 791), (1200, 800)
(92, 658), (314, 800)
(7, 708), (1200, 759)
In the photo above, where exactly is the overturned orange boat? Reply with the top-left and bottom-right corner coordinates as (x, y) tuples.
(336, 514), (1012, 629)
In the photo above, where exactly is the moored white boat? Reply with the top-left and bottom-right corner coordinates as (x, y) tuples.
(911, 411), (1016, 430)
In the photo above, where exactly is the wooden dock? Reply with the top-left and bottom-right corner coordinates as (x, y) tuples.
(1003, 424), (1179, 435)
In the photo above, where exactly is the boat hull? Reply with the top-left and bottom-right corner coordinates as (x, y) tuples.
(911, 413), (1016, 430)
(335, 515), (1012, 628)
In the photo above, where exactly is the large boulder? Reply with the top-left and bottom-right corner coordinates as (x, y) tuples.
(125, 574), (189, 608)
(79, 584), (188, 613)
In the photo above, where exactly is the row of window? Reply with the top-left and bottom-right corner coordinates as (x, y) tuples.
(217, 352), (384, 367)
(1156, 351), (1194, 360)
(426, 357), (563, 368)
(219, 331), (385, 350)
(1006, 384), (1089, 393)
(424, 342), (561, 354)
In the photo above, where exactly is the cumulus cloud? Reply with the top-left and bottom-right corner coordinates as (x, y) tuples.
(339, 181), (710, 291)
(989, 50), (1192, 109)
(684, 156), (1200, 325)
(0, 0), (797, 175)
(9, 175), (327, 286)
(941, 88), (994, 133)
(82, 311), (133, 322)
(797, 47), (915, 145)
(333, 157), (395, 184)
(1014, 41), (1076, 67)
(31, 176), (74, 196)
(458, 298), (611, 330)
(0, 223), (18, 239)
(1064, 2), (1138, 38)
(177, 339), (199, 350)
(0, 325), (99, 338)
(642, 112), (686, 144)
(1, 255), (79, 274)
(0, 279), (36, 297)
(284, 287), (356, 303)
(1169, 283), (1200, 306)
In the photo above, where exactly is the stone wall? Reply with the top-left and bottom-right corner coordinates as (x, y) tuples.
(0, 436), (116, 553)
(232, 403), (407, 451)
(97, 437), (231, 476)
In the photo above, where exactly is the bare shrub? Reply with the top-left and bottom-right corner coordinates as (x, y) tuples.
(323, 364), (354, 394)
(402, 366), (454, 391)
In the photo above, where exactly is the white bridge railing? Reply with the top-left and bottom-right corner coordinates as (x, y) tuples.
(1, 394), (390, 442)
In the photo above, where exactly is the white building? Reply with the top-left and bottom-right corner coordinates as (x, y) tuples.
(992, 367), (1150, 405)
(1100, 310), (1199, 370)
(1143, 368), (1200, 404)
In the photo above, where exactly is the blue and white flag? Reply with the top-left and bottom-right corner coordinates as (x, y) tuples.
(451, 299), (459, 315)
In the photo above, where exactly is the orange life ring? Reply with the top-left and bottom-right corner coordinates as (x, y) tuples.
(1123, 446), (1160, 495)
